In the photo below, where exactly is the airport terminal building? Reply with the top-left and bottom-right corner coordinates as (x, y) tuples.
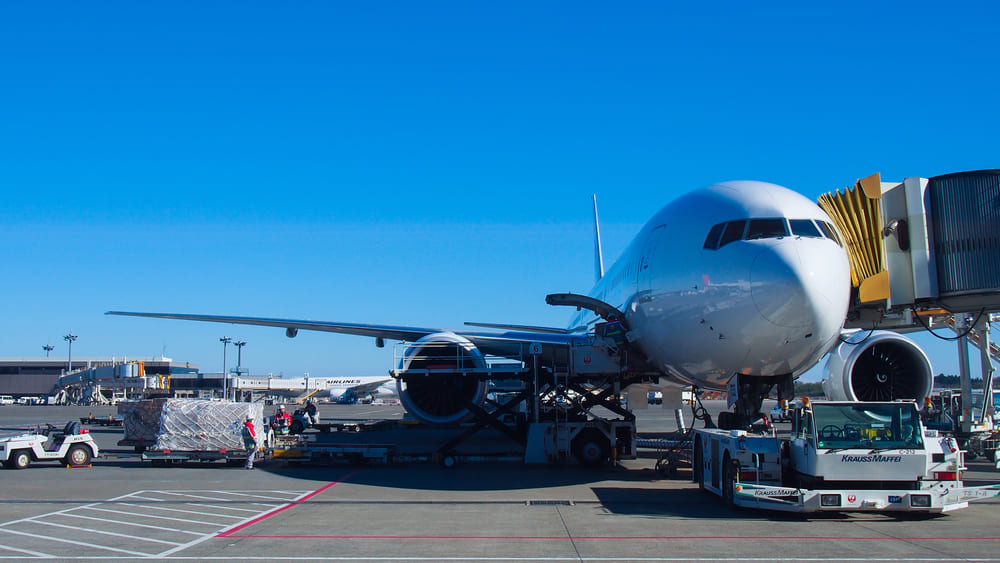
(0, 357), (198, 397)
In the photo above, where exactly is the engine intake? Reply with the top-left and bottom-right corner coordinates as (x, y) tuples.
(822, 331), (933, 402)
(396, 332), (488, 425)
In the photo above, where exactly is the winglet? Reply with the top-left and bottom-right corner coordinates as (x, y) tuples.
(593, 194), (605, 283)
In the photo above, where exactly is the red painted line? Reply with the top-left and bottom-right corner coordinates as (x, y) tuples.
(217, 469), (362, 538)
(220, 534), (1000, 541)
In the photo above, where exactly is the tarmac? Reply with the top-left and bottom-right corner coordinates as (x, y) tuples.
(1, 402), (1000, 561)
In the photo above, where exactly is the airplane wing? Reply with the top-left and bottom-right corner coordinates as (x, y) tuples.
(105, 311), (576, 358)
(346, 378), (393, 396)
(106, 311), (442, 342)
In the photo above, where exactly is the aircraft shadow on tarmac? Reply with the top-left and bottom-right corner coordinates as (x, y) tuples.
(258, 462), (652, 490)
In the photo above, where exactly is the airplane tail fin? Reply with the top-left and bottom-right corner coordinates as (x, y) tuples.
(592, 194), (605, 283)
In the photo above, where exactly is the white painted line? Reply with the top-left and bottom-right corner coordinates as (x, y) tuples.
(212, 491), (304, 501)
(116, 502), (245, 520)
(0, 490), (145, 529)
(83, 506), (221, 527)
(0, 527), (150, 556)
(31, 519), (182, 546)
(188, 503), (263, 514)
(0, 558), (996, 562)
(59, 512), (204, 536)
(156, 487), (319, 558)
(127, 495), (166, 502)
(157, 491), (233, 502)
(0, 541), (52, 558)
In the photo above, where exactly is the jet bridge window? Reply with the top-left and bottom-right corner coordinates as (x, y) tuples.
(745, 218), (788, 240)
(789, 219), (823, 238)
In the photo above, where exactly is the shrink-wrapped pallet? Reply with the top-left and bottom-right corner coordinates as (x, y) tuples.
(119, 399), (264, 451)
(154, 400), (264, 452)
(119, 398), (168, 443)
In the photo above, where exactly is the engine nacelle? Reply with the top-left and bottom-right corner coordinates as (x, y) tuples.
(822, 330), (933, 402)
(396, 332), (488, 425)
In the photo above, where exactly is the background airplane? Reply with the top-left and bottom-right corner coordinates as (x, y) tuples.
(327, 377), (395, 404)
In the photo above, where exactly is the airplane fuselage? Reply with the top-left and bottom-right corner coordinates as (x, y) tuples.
(572, 181), (851, 390)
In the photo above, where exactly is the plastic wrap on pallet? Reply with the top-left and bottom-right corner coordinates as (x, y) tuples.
(154, 400), (264, 452)
(118, 398), (168, 443)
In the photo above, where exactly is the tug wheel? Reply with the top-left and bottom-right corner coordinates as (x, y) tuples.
(66, 445), (91, 466)
(6, 450), (31, 470)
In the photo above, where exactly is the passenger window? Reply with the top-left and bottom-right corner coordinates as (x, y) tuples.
(745, 219), (788, 240)
(817, 221), (843, 247)
(719, 220), (746, 248)
(703, 223), (725, 250)
(789, 219), (823, 238)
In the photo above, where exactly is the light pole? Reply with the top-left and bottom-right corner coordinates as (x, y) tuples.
(42, 344), (54, 357)
(63, 333), (77, 375)
(219, 336), (232, 400)
(233, 341), (246, 402)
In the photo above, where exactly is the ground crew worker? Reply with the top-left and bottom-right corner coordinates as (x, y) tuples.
(304, 401), (319, 425)
(273, 404), (291, 434)
(241, 415), (257, 469)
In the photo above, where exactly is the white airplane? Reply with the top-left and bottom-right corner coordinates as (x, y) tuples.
(326, 377), (396, 404)
(109, 180), (934, 426)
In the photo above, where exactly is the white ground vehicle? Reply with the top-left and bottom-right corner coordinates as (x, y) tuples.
(694, 401), (1000, 513)
(0, 421), (100, 469)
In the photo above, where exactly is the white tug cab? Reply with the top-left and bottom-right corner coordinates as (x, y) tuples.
(693, 400), (1000, 513)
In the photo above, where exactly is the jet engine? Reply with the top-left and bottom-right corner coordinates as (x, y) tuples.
(822, 331), (933, 402)
(396, 332), (489, 425)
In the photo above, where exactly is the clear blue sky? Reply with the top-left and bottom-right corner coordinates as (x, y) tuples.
(1, 2), (997, 382)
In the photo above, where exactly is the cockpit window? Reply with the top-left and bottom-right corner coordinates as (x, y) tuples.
(817, 221), (843, 247)
(719, 220), (746, 248)
(707, 217), (844, 250)
(745, 219), (788, 240)
(703, 222), (725, 250)
(789, 219), (823, 238)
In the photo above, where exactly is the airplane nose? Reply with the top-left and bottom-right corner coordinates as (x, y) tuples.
(749, 240), (849, 331)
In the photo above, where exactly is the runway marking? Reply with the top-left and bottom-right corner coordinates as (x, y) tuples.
(0, 543), (51, 558)
(118, 501), (248, 519)
(31, 519), (183, 545)
(127, 495), (165, 501)
(86, 505), (224, 526)
(0, 488), (311, 558)
(212, 490), (300, 501)
(157, 491), (237, 502)
(0, 527), (151, 556)
(222, 533), (1000, 541)
(215, 468), (362, 539)
(188, 502), (265, 514)
(59, 512), (206, 536)
(3, 557), (999, 561)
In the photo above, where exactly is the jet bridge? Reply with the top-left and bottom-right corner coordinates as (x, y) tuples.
(820, 169), (1000, 439)
(819, 169), (1000, 323)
